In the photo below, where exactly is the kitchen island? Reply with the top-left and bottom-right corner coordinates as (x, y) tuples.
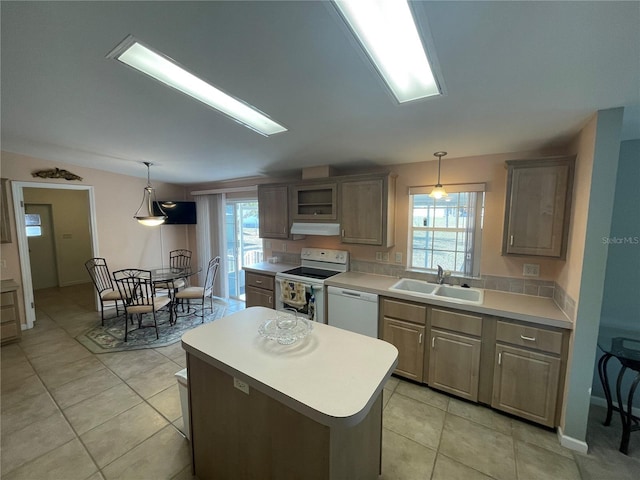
(181, 307), (398, 480)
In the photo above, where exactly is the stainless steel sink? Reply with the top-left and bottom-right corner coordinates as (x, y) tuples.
(433, 284), (484, 305)
(388, 278), (439, 297)
(388, 279), (484, 305)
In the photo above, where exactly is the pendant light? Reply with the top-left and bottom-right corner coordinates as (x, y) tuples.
(429, 151), (448, 199)
(133, 162), (167, 226)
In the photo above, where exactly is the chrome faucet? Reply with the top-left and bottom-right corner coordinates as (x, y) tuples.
(436, 265), (449, 285)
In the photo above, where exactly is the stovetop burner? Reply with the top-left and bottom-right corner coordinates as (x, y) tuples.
(280, 267), (341, 280)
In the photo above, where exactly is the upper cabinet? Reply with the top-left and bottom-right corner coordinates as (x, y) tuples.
(502, 157), (574, 258)
(339, 174), (396, 247)
(258, 184), (289, 239)
(291, 183), (337, 221)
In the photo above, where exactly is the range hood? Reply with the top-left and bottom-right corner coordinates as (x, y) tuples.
(290, 222), (341, 236)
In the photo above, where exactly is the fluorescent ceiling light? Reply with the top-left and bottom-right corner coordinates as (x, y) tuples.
(108, 36), (287, 136)
(334, 0), (441, 103)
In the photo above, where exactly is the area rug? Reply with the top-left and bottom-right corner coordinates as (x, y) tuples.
(76, 301), (227, 353)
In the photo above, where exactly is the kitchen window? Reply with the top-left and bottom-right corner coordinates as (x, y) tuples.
(408, 184), (484, 277)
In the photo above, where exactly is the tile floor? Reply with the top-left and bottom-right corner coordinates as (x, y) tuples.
(1, 284), (639, 479)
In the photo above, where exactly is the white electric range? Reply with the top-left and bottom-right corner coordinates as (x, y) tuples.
(275, 248), (349, 323)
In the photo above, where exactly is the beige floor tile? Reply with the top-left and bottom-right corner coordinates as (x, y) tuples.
(101, 425), (191, 479)
(382, 387), (392, 409)
(516, 441), (581, 480)
(1, 374), (47, 411)
(148, 384), (183, 422)
(511, 419), (574, 459)
(20, 336), (82, 360)
(173, 417), (186, 438)
(126, 359), (183, 399)
(97, 348), (171, 380)
(84, 472), (106, 480)
(50, 367), (123, 409)
(432, 453), (494, 480)
(37, 355), (105, 389)
(384, 375), (400, 393)
(19, 325), (69, 347)
(447, 396), (512, 434)
(1, 390), (60, 434)
(170, 464), (196, 480)
(29, 343), (93, 374)
(383, 392), (446, 449)
(395, 380), (450, 411)
(154, 342), (186, 361)
(81, 402), (168, 468)
(380, 428), (436, 480)
(0, 359), (36, 385)
(439, 413), (516, 480)
(2, 438), (98, 480)
(64, 383), (143, 435)
(0, 343), (26, 362)
(0, 411), (76, 475)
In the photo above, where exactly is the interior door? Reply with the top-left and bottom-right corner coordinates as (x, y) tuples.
(25, 204), (59, 290)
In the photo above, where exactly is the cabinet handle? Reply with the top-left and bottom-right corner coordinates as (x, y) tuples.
(341, 229), (345, 237)
(498, 352), (502, 365)
(432, 337), (435, 348)
(255, 280), (263, 285)
(268, 296), (272, 304)
(520, 334), (536, 342)
(510, 235), (514, 246)
(419, 333), (423, 344)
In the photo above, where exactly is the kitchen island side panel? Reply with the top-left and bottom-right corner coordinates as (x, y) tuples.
(188, 353), (382, 479)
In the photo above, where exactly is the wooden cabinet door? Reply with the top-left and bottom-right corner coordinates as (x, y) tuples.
(429, 329), (481, 402)
(340, 178), (384, 245)
(503, 157), (574, 258)
(246, 286), (274, 309)
(491, 344), (560, 427)
(383, 317), (425, 381)
(258, 185), (289, 239)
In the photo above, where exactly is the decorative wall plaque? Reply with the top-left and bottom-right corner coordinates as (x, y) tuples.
(31, 168), (83, 181)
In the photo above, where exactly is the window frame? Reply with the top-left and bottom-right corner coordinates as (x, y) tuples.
(407, 184), (485, 277)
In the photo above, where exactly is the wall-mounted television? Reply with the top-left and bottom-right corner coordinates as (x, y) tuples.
(153, 201), (197, 225)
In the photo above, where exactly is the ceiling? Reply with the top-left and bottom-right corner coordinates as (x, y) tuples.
(2, 1), (639, 185)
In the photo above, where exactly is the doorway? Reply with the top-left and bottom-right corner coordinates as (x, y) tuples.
(12, 182), (98, 328)
(225, 200), (263, 300)
(25, 204), (59, 290)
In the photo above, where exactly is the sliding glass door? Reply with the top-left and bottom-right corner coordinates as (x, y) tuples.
(225, 200), (263, 300)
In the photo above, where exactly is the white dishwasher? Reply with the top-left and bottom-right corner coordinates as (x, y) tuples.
(327, 286), (379, 338)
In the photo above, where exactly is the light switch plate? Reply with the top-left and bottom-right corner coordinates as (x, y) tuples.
(376, 252), (383, 261)
(382, 252), (389, 262)
(523, 264), (540, 277)
(395, 252), (403, 264)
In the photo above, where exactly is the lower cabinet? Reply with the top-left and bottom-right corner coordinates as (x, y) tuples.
(381, 298), (426, 382)
(429, 329), (481, 402)
(491, 319), (564, 427)
(1, 281), (21, 345)
(245, 272), (275, 309)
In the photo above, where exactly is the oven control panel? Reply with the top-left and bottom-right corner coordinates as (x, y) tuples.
(301, 248), (349, 265)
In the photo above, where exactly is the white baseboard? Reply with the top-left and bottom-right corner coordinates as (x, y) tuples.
(591, 394), (640, 417)
(557, 427), (589, 454)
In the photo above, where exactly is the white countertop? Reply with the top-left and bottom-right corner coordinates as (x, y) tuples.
(326, 272), (573, 330)
(182, 307), (398, 427)
(243, 262), (297, 275)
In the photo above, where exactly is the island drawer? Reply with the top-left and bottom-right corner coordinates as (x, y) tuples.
(431, 308), (482, 337)
(246, 272), (275, 290)
(496, 320), (563, 355)
(382, 298), (426, 325)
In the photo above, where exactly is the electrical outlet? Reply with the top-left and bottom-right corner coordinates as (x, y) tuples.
(395, 252), (403, 264)
(265, 240), (272, 249)
(282, 242), (287, 252)
(382, 252), (389, 262)
(376, 252), (383, 261)
(233, 377), (250, 395)
(0, 259), (6, 268)
(523, 264), (540, 277)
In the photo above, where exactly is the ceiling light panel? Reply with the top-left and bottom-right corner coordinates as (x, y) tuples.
(334, 0), (441, 103)
(109, 37), (287, 136)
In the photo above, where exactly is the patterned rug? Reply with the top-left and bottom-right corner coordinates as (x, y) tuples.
(76, 300), (227, 353)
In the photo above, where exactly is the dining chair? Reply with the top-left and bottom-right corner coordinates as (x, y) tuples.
(85, 258), (126, 325)
(113, 269), (173, 342)
(155, 249), (192, 295)
(174, 256), (220, 323)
